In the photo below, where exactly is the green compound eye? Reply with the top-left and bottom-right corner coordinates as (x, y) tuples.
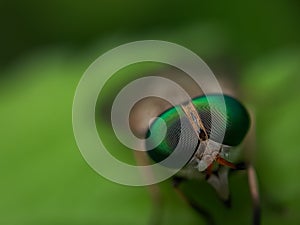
(145, 94), (250, 164)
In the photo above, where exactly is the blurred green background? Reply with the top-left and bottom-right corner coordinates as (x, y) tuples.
(1, 0), (300, 224)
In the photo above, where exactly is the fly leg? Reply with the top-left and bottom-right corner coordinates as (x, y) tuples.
(133, 150), (164, 225)
(247, 164), (261, 225)
(172, 176), (216, 225)
(147, 184), (164, 225)
(205, 166), (231, 208)
(228, 162), (261, 225)
(243, 109), (261, 225)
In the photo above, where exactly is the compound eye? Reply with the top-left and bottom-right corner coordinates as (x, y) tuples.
(146, 107), (199, 168)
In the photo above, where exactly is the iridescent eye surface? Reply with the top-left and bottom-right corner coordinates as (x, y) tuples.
(146, 94), (250, 163)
